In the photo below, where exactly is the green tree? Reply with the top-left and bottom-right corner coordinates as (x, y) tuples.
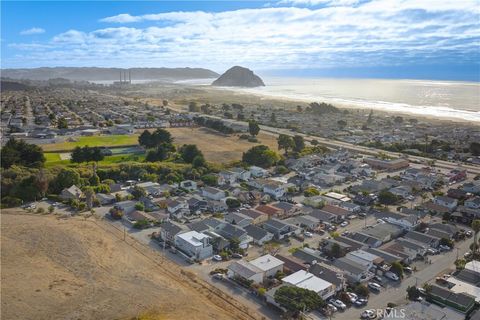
(138, 130), (152, 148)
(354, 284), (369, 297)
(242, 145), (279, 168)
(293, 135), (305, 153)
(274, 286), (325, 314)
(248, 120), (260, 137)
(390, 261), (404, 278)
(192, 155), (206, 168)
(277, 134), (295, 155)
(135, 202), (145, 211)
(1, 138), (45, 169)
(407, 286), (420, 300)
(145, 146), (169, 162)
(131, 185), (147, 200)
(304, 187), (320, 197)
(179, 144), (203, 163)
(330, 242), (342, 258)
(201, 174), (218, 186)
(226, 198), (241, 209)
(378, 190), (397, 205)
(337, 120), (347, 129)
(51, 168), (81, 193)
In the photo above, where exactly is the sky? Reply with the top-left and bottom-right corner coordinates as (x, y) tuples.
(1, 0), (480, 81)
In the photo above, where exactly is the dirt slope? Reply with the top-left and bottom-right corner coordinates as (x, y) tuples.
(1, 213), (247, 320)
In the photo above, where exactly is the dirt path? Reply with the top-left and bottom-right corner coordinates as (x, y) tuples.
(1, 211), (264, 320)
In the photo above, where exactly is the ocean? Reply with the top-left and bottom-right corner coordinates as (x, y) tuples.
(178, 77), (480, 123)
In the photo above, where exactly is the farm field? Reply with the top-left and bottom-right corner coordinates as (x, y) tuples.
(41, 135), (139, 152)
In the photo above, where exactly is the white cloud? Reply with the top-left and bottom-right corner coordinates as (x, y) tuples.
(20, 27), (45, 35)
(7, 1), (480, 69)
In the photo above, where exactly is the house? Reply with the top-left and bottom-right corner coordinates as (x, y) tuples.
(348, 233), (383, 248)
(112, 200), (137, 215)
(217, 223), (252, 249)
(207, 200), (228, 213)
(136, 181), (162, 196)
(263, 180), (286, 199)
(239, 208), (268, 224)
(374, 210), (419, 230)
(308, 209), (336, 223)
(250, 166), (269, 178)
(225, 211), (253, 228)
(230, 167), (251, 181)
(360, 223), (403, 243)
(262, 218), (300, 240)
(271, 202), (302, 218)
(333, 257), (373, 283)
(219, 170), (238, 185)
(364, 157), (409, 171)
(345, 250), (383, 270)
(322, 204), (349, 222)
(174, 231), (213, 260)
(465, 196), (480, 209)
(180, 180), (197, 191)
(289, 215), (321, 230)
(255, 204), (282, 217)
(433, 196), (458, 211)
(322, 239), (351, 257)
(292, 247), (323, 264)
(428, 285), (476, 313)
(202, 187), (226, 201)
(282, 270), (336, 300)
(462, 181), (480, 195)
(159, 221), (185, 244)
(187, 197), (208, 214)
(227, 260), (264, 284)
(96, 193), (115, 205)
(275, 254), (307, 273)
(338, 201), (361, 213)
(404, 230), (441, 248)
(166, 198), (189, 215)
(447, 188), (469, 200)
(244, 224), (274, 245)
(447, 169), (467, 183)
(389, 185), (412, 198)
(123, 210), (156, 226)
(60, 185), (84, 200)
(249, 254), (284, 278)
(303, 195), (326, 208)
(309, 263), (346, 293)
(365, 248), (402, 264)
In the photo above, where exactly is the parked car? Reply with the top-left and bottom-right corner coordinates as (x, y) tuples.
(354, 298), (368, 307)
(213, 255), (223, 261)
(326, 304), (338, 313)
(466, 230), (473, 237)
(212, 273), (224, 280)
(304, 231), (313, 238)
(376, 219), (385, 224)
(404, 266), (413, 273)
(340, 221), (349, 227)
(358, 212), (367, 218)
(464, 252), (473, 259)
(373, 275), (383, 283)
(368, 282), (381, 291)
(361, 309), (377, 319)
(232, 253), (243, 259)
(427, 248), (439, 255)
(329, 299), (347, 310)
(439, 245), (451, 251)
(417, 287), (426, 295)
(385, 271), (399, 281)
(346, 292), (358, 303)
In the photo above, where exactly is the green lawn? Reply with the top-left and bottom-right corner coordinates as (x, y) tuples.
(44, 152), (145, 167)
(42, 134), (139, 152)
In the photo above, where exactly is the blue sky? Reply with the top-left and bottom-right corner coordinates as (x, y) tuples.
(2, 0), (480, 81)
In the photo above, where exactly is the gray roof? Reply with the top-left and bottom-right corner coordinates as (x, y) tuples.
(405, 231), (440, 246)
(272, 201), (296, 211)
(262, 218), (289, 231)
(244, 224), (271, 241)
(228, 260), (262, 278)
(426, 228), (451, 240)
(292, 247), (323, 263)
(239, 208), (264, 219)
(366, 248), (402, 264)
(187, 221), (210, 233)
(308, 209), (335, 222)
(333, 257), (366, 275)
(309, 263), (344, 287)
(161, 221), (184, 235)
(218, 223), (247, 240)
(429, 223), (458, 235)
(361, 223), (403, 240)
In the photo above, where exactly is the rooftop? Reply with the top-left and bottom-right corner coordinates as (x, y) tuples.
(282, 270), (333, 294)
(249, 254), (284, 271)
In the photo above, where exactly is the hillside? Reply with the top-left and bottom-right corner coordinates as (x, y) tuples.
(212, 66), (265, 87)
(1, 67), (219, 81)
(0, 212), (250, 320)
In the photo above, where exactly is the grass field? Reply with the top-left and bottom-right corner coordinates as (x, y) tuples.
(42, 135), (139, 152)
(44, 153), (145, 167)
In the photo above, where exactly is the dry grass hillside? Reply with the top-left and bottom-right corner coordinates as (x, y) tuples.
(1, 212), (257, 320)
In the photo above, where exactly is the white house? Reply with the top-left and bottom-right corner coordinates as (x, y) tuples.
(180, 180), (197, 191)
(202, 187), (226, 201)
(174, 231), (213, 261)
(249, 254), (284, 279)
(282, 270), (336, 300)
(375, 211), (419, 230)
(166, 198), (189, 214)
(249, 166), (269, 178)
(345, 250), (383, 270)
(60, 185), (84, 201)
(263, 181), (286, 199)
(227, 260), (264, 284)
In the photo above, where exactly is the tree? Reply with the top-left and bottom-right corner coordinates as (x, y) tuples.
(135, 202), (145, 211)
(337, 120), (347, 129)
(455, 258), (466, 270)
(293, 135), (305, 153)
(131, 185), (146, 200)
(229, 238), (240, 252)
(188, 101), (199, 112)
(1, 138), (45, 169)
(439, 237), (453, 248)
(201, 174), (218, 186)
(248, 120), (260, 137)
(367, 110), (374, 124)
(303, 187), (320, 197)
(145, 147), (169, 162)
(70, 146), (104, 164)
(310, 139), (319, 145)
(242, 145), (279, 168)
(330, 242), (342, 258)
(274, 286), (325, 314)
(192, 155), (206, 168)
(51, 168), (81, 193)
(57, 117), (68, 129)
(378, 190), (397, 205)
(179, 144), (203, 163)
(407, 286), (420, 300)
(226, 198), (241, 209)
(472, 219), (480, 254)
(277, 134), (295, 155)
(470, 142), (480, 156)
(139, 129), (173, 149)
(138, 130), (152, 148)
(390, 261), (404, 278)
(394, 116), (404, 125)
(354, 284), (369, 297)
(48, 205), (55, 214)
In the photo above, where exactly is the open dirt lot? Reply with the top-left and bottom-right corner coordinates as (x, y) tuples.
(168, 127), (279, 164)
(1, 212), (256, 320)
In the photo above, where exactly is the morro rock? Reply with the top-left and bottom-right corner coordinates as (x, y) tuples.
(212, 66), (265, 87)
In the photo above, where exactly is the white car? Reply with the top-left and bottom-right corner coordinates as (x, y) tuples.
(376, 219), (385, 224)
(385, 271), (399, 281)
(340, 221), (349, 227)
(327, 303), (338, 313)
(304, 231), (313, 237)
(368, 282), (381, 291)
(329, 299), (346, 310)
(439, 245), (451, 251)
(347, 292), (358, 303)
(212, 255), (223, 261)
(361, 309), (377, 319)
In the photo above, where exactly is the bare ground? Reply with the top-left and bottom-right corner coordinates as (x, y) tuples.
(1, 212), (261, 320)
(168, 127), (279, 164)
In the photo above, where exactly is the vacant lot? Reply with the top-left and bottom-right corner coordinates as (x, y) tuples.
(169, 127), (279, 163)
(0, 212), (250, 320)
(42, 135), (139, 152)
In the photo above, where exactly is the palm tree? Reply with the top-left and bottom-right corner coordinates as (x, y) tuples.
(472, 219), (480, 255)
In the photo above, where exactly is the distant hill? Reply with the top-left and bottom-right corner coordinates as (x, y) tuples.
(0, 80), (31, 91)
(212, 66), (265, 87)
(1, 67), (219, 81)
